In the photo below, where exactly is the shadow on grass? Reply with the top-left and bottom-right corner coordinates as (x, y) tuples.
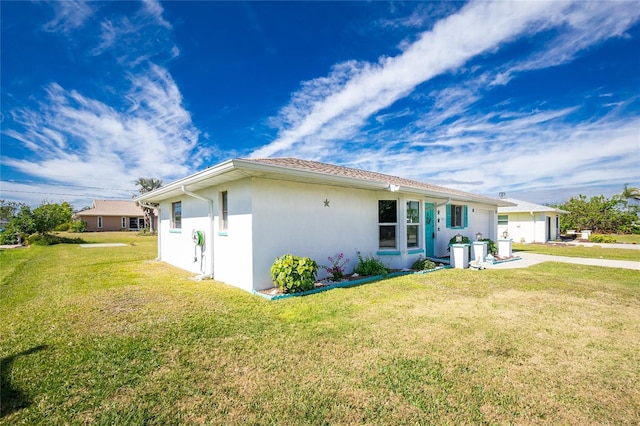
(29, 234), (87, 245)
(1, 345), (48, 418)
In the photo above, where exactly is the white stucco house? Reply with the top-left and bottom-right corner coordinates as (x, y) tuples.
(497, 198), (569, 243)
(135, 158), (513, 293)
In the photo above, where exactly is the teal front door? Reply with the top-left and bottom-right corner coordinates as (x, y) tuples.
(425, 203), (435, 257)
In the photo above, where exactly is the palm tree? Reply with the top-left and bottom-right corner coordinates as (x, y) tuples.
(135, 178), (163, 232)
(135, 177), (163, 194)
(619, 184), (640, 211)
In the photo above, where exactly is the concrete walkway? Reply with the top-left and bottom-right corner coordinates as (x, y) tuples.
(483, 251), (640, 270)
(558, 242), (640, 250)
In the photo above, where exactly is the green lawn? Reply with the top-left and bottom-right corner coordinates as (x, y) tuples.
(607, 234), (640, 244)
(2, 233), (639, 424)
(513, 241), (640, 261)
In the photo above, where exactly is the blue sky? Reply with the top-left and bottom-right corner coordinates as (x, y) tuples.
(1, 0), (639, 209)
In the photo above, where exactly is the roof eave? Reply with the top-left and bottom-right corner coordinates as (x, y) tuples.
(134, 159), (236, 202)
(135, 158), (513, 207)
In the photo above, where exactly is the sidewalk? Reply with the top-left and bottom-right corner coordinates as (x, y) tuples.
(565, 242), (640, 250)
(484, 251), (640, 270)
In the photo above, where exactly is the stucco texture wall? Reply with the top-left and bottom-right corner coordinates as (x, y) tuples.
(250, 178), (377, 290)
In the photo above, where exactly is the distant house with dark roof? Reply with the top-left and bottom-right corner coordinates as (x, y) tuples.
(497, 198), (569, 243)
(135, 158), (513, 293)
(74, 200), (145, 232)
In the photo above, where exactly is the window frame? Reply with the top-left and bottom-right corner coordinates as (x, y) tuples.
(498, 214), (508, 226)
(122, 217), (127, 229)
(171, 201), (182, 229)
(97, 216), (102, 229)
(446, 204), (468, 229)
(406, 200), (420, 249)
(220, 191), (228, 232)
(378, 199), (398, 250)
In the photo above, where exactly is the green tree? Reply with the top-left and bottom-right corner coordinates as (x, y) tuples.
(0, 205), (35, 244)
(0, 200), (28, 222)
(555, 194), (638, 234)
(135, 178), (162, 232)
(618, 184), (640, 211)
(32, 201), (73, 235)
(135, 178), (163, 193)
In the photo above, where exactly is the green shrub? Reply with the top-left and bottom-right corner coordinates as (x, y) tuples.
(481, 238), (497, 255)
(55, 222), (71, 231)
(411, 256), (437, 271)
(0, 223), (23, 245)
(69, 220), (87, 233)
(588, 234), (617, 244)
(354, 251), (389, 276)
(28, 233), (86, 246)
(270, 254), (318, 294)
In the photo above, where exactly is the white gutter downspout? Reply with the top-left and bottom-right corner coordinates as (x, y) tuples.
(138, 202), (161, 261)
(181, 186), (215, 279)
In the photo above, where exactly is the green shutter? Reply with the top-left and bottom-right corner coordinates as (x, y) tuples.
(463, 205), (468, 228)
(446, 204), (451, 228)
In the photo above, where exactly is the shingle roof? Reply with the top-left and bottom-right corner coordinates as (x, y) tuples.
(75, 200), (144, 217)
(243, 157), (485, 200)
(497, 198), (569, 214)
(135, 157), (512, 206)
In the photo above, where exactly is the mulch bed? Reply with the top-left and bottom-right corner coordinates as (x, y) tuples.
(258, 266), (448, 297)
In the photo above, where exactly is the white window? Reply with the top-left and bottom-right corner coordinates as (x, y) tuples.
(220, 191), (228, 231)
(406, 200), (420, 249)
(378, 200), (397, 249)
(498, 215), (508, 226)
(97, 216), (102, 229)
(122, 217), (127, 228)
(172, 201), (182, 229)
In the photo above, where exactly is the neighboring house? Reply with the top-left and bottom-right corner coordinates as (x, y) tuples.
(497, 198), (569, 243)
(135, 158), (513, 293)
(74, 200), (145, 232)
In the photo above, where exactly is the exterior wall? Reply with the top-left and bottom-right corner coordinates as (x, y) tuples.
(158, 195), (214, 277)
(210, 179), (254, 292)
(250, 178), (379, 290)
(433, 203), (497, 257)
(154, 177), (501, 292)
(156, 179), (255, 292)
(250, 179), (500, 290)
(80, 215), (143, 232)
(498, 212), (561, 243)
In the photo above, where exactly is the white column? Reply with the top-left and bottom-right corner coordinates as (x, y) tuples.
(472, 241), (488, 263)
(498, 239), (512, 257)
(450, 244), (470, 269)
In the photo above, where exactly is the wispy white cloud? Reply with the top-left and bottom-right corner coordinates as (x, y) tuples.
(486, 1), (640, 87)
(252, 0), (572, 158)
(3, 64), (206, 186)
(2, 0), (209, 207)
(90, 0), (178, 67)
(42, 0), (94, 34)
(251, 0), (640, 202)
(344, 107), (640, 204)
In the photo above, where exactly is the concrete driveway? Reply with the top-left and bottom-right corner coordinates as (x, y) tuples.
(484, 251), (640, 270)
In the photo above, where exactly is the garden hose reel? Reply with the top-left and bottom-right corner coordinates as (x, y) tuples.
(191, 230), (205, 266)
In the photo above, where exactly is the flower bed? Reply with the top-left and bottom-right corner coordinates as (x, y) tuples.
(254, 265), (450, 300)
